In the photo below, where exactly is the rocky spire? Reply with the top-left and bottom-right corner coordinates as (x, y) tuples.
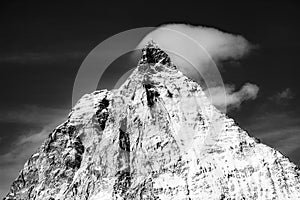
(139, 40), (173, 67)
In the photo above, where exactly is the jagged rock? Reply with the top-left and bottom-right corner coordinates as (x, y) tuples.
(4, 42), (300, 200)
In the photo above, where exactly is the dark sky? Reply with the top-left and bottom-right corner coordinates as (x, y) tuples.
(0, 0), (300, 197)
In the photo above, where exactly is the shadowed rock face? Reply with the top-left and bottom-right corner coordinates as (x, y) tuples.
(4, 42), (300, 200)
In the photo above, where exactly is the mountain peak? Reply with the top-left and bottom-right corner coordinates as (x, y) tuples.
(139, 40), (173, 67)
(4, 42), (300, 199)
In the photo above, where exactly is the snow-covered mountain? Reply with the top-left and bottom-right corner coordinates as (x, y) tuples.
(4, 42), (300, 200)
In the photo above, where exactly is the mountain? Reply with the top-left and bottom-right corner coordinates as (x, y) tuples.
(4, 42), (300, 200)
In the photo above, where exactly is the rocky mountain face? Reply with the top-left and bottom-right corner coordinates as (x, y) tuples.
(4, 42), (300, 200)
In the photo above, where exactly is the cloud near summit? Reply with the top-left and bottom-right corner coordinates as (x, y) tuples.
(208, 83), (259, 111)
(138, 24), (257, 111)
(138, 24), (254, 72)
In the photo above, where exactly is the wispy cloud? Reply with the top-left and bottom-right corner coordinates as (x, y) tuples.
(0, 128), (47, 197)
(0, 51), (85, 64)
(205, 83), (259, 111)
(244, 112), (300, 165)
(0, 121), (60, 165)
(0, 105), (68, 125)
(0, 105), (67, 197)
(269, 88), (294, 105)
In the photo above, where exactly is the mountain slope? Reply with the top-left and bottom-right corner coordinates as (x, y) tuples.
(4, 42), (300, 200)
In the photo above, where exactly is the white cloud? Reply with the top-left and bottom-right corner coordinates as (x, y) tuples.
(206, 83), (259, 111)
(138, 24), (254, 80)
